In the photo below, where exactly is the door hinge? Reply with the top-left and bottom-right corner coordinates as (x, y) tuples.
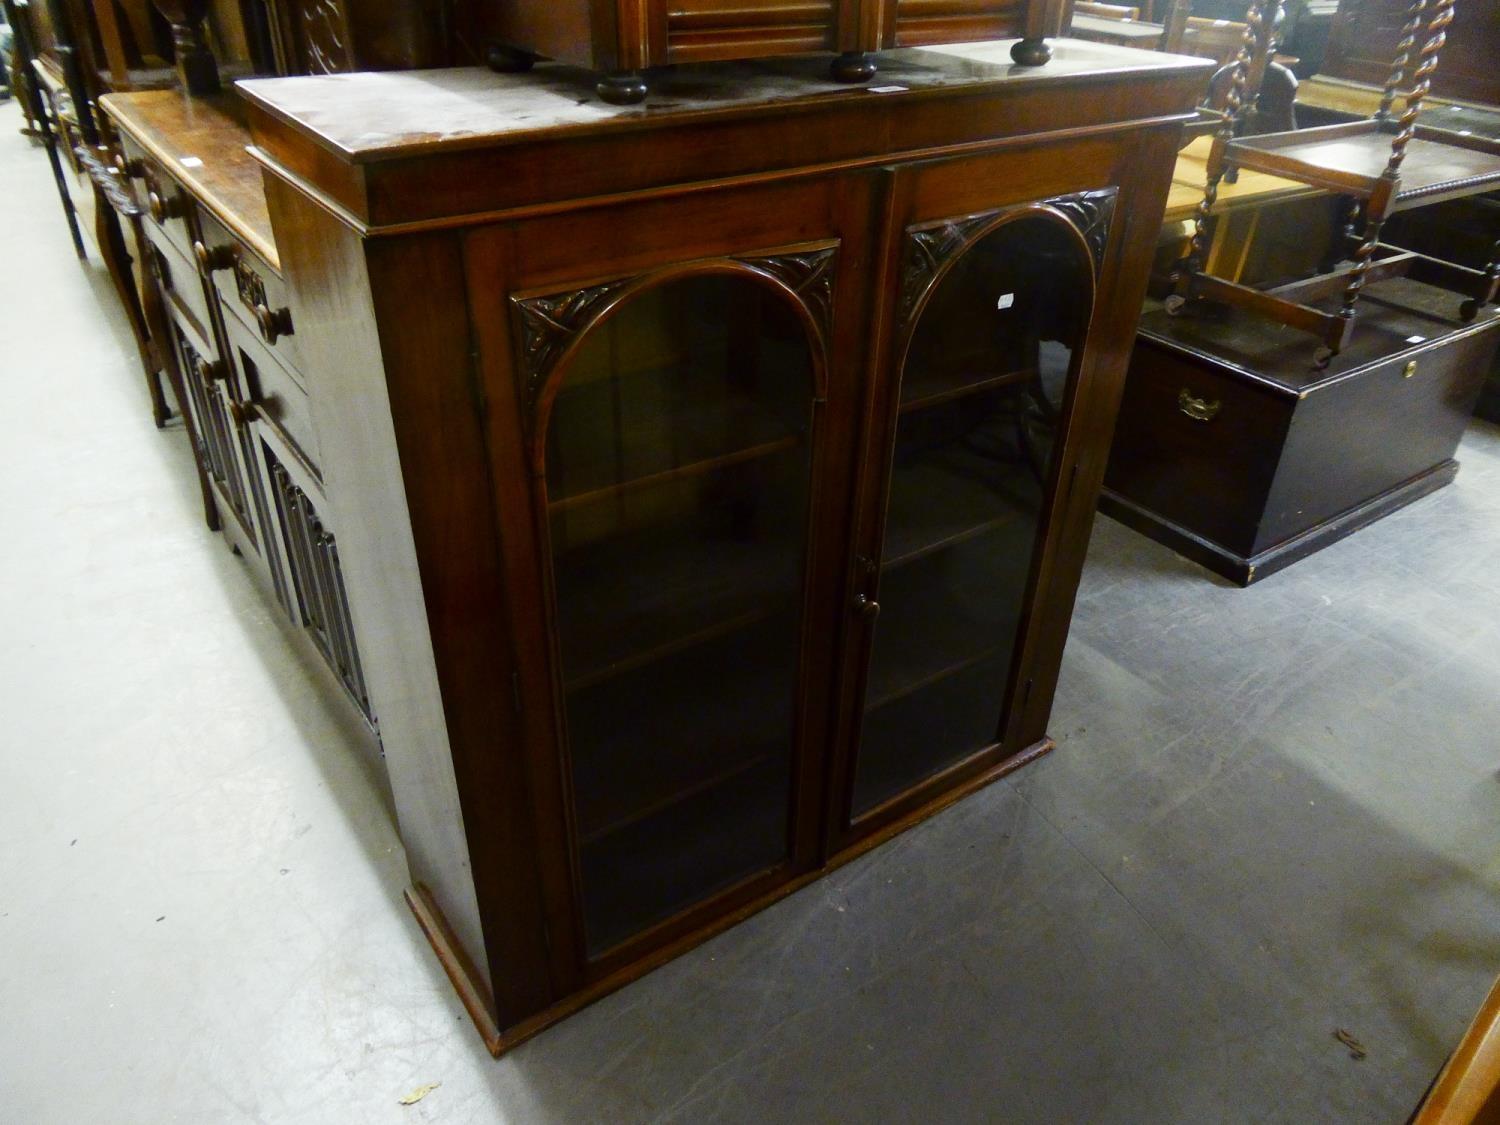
(1066, 461), (1080, 501)
(511, 670), (522, 714)
(1023, 678), (1034, 709)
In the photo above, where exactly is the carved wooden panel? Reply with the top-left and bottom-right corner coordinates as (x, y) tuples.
(897, 188), (1118, 334)
(265, 445), (374, 724)
(176, 328), (256, 541)
(512, 246), (840, 419)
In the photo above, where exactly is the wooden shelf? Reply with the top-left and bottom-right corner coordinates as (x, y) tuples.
(864, 525), (1032, 712)
(547, 359), (808, 509)
(899, 364), (1036, 414)
(553, 516), (804, 691)
(851, 650), (1012, 816)
(1226, 120), (1500, 213)
(579, 751), (789, 955)
(881, 440), (1040, 571)
(567, 613), (797, 847)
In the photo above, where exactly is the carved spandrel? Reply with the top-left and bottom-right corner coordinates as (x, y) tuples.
(897, 188), (1120, 336)
(513, 279), (634, 415)
(512, 246), (840, 419)
(734, 247), (838, 344)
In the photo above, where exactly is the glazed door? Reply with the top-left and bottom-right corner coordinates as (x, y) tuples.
(837, 174), (1118, 837)
(492, 214), (860, 970)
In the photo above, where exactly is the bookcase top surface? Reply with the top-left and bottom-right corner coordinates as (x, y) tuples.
(236, 40), (1212, 164)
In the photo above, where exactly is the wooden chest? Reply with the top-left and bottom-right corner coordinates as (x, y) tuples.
(1102, 279), (1500, 585)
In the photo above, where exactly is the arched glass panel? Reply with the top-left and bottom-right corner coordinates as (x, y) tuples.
(543, 273), (817, 954)
(852, 215), (1093, 816)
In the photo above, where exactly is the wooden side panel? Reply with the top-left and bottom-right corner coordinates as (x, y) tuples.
(261, 173), (544, 1023)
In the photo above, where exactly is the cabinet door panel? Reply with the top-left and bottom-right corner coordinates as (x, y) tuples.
(847, 191), (1114, 822)
(527, 263), (829, 956)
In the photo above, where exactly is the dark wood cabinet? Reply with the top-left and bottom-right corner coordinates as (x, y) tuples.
(1321, 0), (1500, 109)
(105, 90), (378, 732)
(1103, 284), (1500, 585)
(229, 46), (1207, 1052)
(463, 0), (1071, 100)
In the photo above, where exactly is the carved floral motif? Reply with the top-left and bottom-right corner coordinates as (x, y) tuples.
(512, 247), (840, 417)
(897, 188), (1120, 334)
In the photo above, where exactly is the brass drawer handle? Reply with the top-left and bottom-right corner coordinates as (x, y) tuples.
(148, 190), (185, 223)
(1178, 388), (1222, 423)
(1403, 360), (1419, 379)
(193, 240), (236, 274)
(255, 303), (295, 345)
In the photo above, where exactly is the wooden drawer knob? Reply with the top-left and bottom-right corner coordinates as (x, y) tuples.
(114, 153), (144, 178)
(255, 303), (294, 345)
(1178, 388), (1222, 423)
(227, 399), (259, 427)
(193, 240), (236, 273)
(200, 357), (228, 382)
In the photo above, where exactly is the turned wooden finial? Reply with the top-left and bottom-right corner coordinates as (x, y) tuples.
(151, 0), (221, 96)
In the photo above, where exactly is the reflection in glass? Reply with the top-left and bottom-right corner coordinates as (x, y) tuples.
(852, 216), (1092, 816)
(543, 275), (816, 955)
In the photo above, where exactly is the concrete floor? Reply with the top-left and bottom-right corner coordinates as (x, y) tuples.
(4, 96), (1500, 1124)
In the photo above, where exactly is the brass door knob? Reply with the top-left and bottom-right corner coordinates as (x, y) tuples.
(854, 593), (881, 620)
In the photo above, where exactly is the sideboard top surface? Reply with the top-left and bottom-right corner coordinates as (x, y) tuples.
(238, 40), (1212, 163)
(100, 89), (278, 270)
(235, 41), (1210, 230)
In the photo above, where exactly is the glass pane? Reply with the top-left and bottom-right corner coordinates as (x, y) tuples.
(544, 275), (815, 955)
(852, 215), (1092, 816)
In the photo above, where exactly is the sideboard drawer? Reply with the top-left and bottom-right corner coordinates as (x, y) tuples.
(196, 211), (307, 380)
(143, 227), (215, 349)
(137, 156), (199, 263)
(222, 312), (321, 477)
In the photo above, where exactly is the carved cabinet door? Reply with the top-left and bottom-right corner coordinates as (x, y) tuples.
(831, 151), (1121, 847)
(467, 174), (876, 982)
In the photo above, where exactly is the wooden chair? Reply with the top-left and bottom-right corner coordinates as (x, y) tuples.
(1179, 14), (1252, 64)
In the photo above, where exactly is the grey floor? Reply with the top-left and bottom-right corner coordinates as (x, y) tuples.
(3, 96), (1499, 1125)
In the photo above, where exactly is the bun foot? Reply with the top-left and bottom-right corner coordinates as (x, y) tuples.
(830, 52), (877, 83)
(485, 44), (536, 74)
(597, 71), (649, 105)
(1010, 38), (1053, 66)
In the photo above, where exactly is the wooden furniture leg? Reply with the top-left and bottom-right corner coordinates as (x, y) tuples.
(91, 175), (172, 426)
